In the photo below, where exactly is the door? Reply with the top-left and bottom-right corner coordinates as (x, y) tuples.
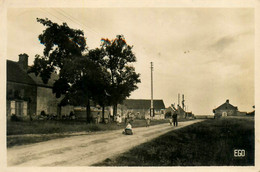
(222, 111), (227, 117)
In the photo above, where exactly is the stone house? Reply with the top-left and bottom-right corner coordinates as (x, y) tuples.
(6, 54), (73, 119)
(117, 99), (166, 120)
(213, 99), (238, 118)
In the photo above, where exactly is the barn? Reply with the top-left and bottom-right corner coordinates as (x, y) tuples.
(213, 99), (238, 118)
(117, 99), (166, 120)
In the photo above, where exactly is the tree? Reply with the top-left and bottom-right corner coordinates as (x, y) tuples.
(29, 18), (100, 123)
(101, 35), (141, 119)
(87, 48), (111, 123)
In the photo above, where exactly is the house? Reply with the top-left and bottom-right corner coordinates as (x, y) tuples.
(213, 99), (238, 118)
(74, 105), (110, 123)
(176, 105), (186, 119)
(165, 104), (194, 119)
(117, 99), (166, 120)
(6, 54), (73, 120)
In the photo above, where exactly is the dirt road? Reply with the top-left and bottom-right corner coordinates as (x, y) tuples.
(7, 120), (203, 166)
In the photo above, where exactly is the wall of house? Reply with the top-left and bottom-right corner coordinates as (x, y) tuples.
(6, 81), (37, 116)
(36, 86), (62, 115)
(237, 111), (247, 116)
(118, 107), (165, 120)
(61, 105), (74, 116)
(214, 109), (237, 117)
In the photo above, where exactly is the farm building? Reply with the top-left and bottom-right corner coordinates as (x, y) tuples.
(117, 99), (166, 120)
(6, 54), (73, 120)
(165, 104), (194, 119)
(213, 99), (238, 118)
(74, 105), (111, 123)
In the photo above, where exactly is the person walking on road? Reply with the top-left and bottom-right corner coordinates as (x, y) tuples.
(169, 112), (173, 126)
(172, 111), (178, 126)
(146, 117), (151, 127)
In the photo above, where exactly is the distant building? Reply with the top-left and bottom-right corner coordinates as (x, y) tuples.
(176, 105), (186, 119)
(165, 104), (194, 119)
(213, 99), (238, 118)
(6, 54), (73, 120)
(117, 99), (166, 120)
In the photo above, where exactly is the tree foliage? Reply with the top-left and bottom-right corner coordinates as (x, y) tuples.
(29, 18), (141, 123)
(29, 18), (97, 122)
(101, 35), (141, 116)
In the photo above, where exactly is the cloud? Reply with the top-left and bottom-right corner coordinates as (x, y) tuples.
(210, 35), (236, 53)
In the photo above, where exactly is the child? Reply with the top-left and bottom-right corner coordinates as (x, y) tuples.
(169, 117), (173, 126)
(146, 117), (151, 127)
(123, 122), (133, 135)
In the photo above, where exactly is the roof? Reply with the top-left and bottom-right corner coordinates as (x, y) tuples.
(177, 105), (185, 112)
(214, 100), (238, 111)
(122, 99), (165, 109)
(28, 72), (58, 88)
(7, 60), (58, 88)
(7, 60), (35, 85)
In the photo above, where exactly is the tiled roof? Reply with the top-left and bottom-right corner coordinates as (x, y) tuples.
(123, 99), (165, 109)
(7, 60), (35, 85)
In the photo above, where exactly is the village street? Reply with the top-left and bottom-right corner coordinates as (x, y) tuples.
(7, 120), (203, 166)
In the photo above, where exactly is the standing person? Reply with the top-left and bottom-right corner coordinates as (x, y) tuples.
(172, 111), (178, 126)
(169, 113), (173, 126)
(125, 112), (129, 124)
(118, 115), (122, 124)
(146, 116), (151, 127)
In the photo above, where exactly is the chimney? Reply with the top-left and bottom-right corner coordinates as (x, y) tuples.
(178, 93), (180, 106)
(226, 99), (229, 104)
(18, 53), (28, 71)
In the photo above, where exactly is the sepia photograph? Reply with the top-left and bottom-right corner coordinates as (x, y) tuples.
(1, 0), (259, 171)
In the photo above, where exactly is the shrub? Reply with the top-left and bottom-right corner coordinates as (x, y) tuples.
(10, 114), (21, 122)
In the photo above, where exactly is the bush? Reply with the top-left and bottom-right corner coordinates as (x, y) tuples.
(10, 114), (21, 122)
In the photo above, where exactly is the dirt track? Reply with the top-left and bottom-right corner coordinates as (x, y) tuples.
(7, 120), (203, 166)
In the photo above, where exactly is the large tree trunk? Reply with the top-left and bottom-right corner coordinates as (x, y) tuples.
(113, 103), (117, 122)
(86, 99), (91, 123)
(57, 104), (61, 119)
(102, 105), (105, 123)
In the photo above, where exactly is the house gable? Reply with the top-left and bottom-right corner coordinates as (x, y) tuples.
(214, 99), (238, 111)
(7, 60), (35, 85)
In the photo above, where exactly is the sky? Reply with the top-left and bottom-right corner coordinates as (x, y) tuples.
(7, 8), (254, 115)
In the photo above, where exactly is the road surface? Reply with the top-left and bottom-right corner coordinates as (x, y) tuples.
(7, 120), (203, 166)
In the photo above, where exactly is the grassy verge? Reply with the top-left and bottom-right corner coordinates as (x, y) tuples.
(94, 117), (254, 166)
(7, 118), (174, 147)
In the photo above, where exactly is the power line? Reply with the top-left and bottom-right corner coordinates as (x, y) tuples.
(39, 8), (102, 47)
(39, 8), (65, 25)
(56, 9), (102, 37)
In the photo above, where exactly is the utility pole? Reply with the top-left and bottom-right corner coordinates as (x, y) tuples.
(150, 62), (154, 117)
(178, 93), (180, 106)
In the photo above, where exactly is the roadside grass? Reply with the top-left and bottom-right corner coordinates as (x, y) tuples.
(94, 117), (254, 166)
(7, 118), (177, 147)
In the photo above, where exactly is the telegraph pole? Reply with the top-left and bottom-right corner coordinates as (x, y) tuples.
(150, 62), (154, 117)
